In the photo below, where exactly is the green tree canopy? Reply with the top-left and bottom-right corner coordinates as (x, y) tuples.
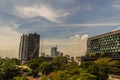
(40, 61), (54, 76)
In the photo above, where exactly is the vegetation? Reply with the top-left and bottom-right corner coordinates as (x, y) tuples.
(14, 76), (28, 80)
(80, 58), (117, 80)
(0, 58), (22, 80)
(39, 57), (117, 80)
(0, 57), (118, 80)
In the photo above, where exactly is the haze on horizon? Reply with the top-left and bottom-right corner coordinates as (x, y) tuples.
(0, 0), (120, 58)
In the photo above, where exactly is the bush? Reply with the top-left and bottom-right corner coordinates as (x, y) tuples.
(14, 76), (28, 80)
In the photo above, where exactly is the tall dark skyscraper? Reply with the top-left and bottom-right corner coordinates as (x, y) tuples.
(19, 33), (40, 62)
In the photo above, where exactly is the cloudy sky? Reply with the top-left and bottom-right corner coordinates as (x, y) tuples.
(0, 0), (120, 58)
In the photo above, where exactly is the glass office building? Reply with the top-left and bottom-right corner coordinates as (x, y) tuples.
(51, 47), (57, 57)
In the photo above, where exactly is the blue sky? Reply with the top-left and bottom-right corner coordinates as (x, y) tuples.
(0, 0), (120, 58)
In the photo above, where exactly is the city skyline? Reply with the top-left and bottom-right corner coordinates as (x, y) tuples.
(1, 0), (120, 58)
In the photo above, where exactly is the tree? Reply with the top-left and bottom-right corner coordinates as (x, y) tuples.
(44, 61), (95, 80)
(14, 76), (28, 80)
(52, 56), (68, 70)
(86, 58), (117, 80)
(0, 59), (22, 80)
(80, 61), (95, 69)
(40, 61), (54, 76)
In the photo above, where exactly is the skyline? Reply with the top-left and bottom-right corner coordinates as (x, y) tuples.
(1, 0), (120, 58)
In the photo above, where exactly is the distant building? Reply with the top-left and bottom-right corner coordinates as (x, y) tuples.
(41, 52), (45, 57)
(19, 33), (40, 62)
(51, 47), (57, 57)
(57, 51), (63, 56)
(51, 46), (64, 57)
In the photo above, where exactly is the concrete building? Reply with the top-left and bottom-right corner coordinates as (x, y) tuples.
(57, 51), (63, 56)
(81, 30), (120, 62)
(81, 30), (120, 74)
(87, 29), (120, 55)
(19, 33), (40, 62)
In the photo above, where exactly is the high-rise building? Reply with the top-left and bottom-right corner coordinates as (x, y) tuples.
(87, 30), (120, 55)
(19, 33), (40, 62)
(51, 47), (57, 57)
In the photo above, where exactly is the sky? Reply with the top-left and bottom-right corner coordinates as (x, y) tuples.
(0, 0), (120, 58)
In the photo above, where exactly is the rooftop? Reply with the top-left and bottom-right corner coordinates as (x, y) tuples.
(88, 29), (120, 41)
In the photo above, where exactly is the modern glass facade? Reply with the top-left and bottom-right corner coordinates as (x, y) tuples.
(87, 30), (120, 55)
(51, 47), (57, 57)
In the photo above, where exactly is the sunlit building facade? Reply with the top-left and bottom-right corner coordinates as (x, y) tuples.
(87, 30), (120, 55)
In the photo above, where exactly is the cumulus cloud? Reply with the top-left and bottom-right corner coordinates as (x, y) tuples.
(81, 34), (89, 40)
(70, 34), (89, 41)
(15, 4), (69, 23)
(112, 27), (120, 31)
(70, 34), (80, 40)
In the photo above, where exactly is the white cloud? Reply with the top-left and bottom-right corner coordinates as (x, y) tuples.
(112, 27), (120, 31)
(70, 34), (80, 41)
(70, 34), (89, 41)
(15, 4), (69, 23)
(81, 34), (89, 40)
(56, 23), (120, 27)
(112, 4), (120, 9)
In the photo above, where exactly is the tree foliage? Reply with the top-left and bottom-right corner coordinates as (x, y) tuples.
(40, 61), (54, 76)
(80, 58), (117, 80)
(0, 58), (22, 80)
(52, 56), (68, 70)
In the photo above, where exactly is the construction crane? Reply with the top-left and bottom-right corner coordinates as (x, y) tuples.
(29, 44), (39, 58)
(41, 40), (43, 55)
